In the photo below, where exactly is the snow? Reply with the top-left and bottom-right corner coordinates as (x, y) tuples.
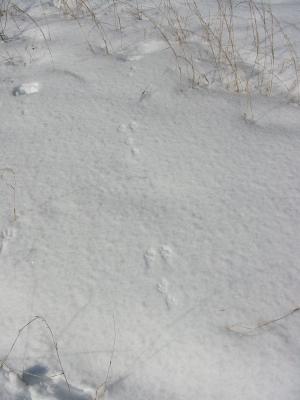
(0, 0), (300, 399)
(13, 82), (40, 96)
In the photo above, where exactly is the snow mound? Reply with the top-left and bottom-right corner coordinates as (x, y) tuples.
(0, 365), (93, 400)
(13, 82), (40, 96)
(118, 40), (167, 61)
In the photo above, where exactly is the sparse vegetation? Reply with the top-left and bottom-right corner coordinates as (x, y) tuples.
(1, 0), (299, 103)
(0, 315), (116, 399)
(133, 0), (300, 101)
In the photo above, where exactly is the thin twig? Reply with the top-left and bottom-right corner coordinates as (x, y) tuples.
(95, 314), (117, 400)
(228, 306), (300, 335)
(0, 315), (70, 392)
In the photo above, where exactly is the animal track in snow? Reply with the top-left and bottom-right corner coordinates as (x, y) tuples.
(159, 245), (174, 263)
(118, 121), (140, 158)
(143, 245), (178, 308)
(125, 136), (134, 146)
(144, 247), (157, 270)
(157, 277), (169, 293)
(131, 147), (140, 156)
(156, 278), (177, 309)
(118, 123), (127, 133)
(129, 120), (138, 132)
(0, 225), (17, 255)
(118, 120), (138, 134)
(144, 244), (175, 269)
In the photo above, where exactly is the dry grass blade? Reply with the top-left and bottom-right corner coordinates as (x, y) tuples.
(0, 315), (70, 392)
(227, 306), (300, 335)
(95, 314), (117, 400)
(11, 4), (53, 65)
(57, 0), (111, 54)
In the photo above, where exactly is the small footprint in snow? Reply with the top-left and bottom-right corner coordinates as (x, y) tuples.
(144, 247), (157, 270)
(129, 120), (138, 132)
(118, 121), (138, 134)
(118, 121), (140, 158)
(156, 278), (177, 309)
(118, 123), (127, 133)
(0, 226), (17, 255)
(143, 245), (178, 308)
(157, 277), (169, 294)
(159, 245), (173, 263)
(131, 147), (140, 156)
(144, 244), (175, 270)
(125, 137), (134, 146)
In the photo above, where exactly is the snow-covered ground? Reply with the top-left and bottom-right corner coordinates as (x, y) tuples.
(0, 0), (300, 399)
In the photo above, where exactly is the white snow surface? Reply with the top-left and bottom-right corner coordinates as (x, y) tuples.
(13, 82), (40, 96)
(0, 0), (300, 399)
